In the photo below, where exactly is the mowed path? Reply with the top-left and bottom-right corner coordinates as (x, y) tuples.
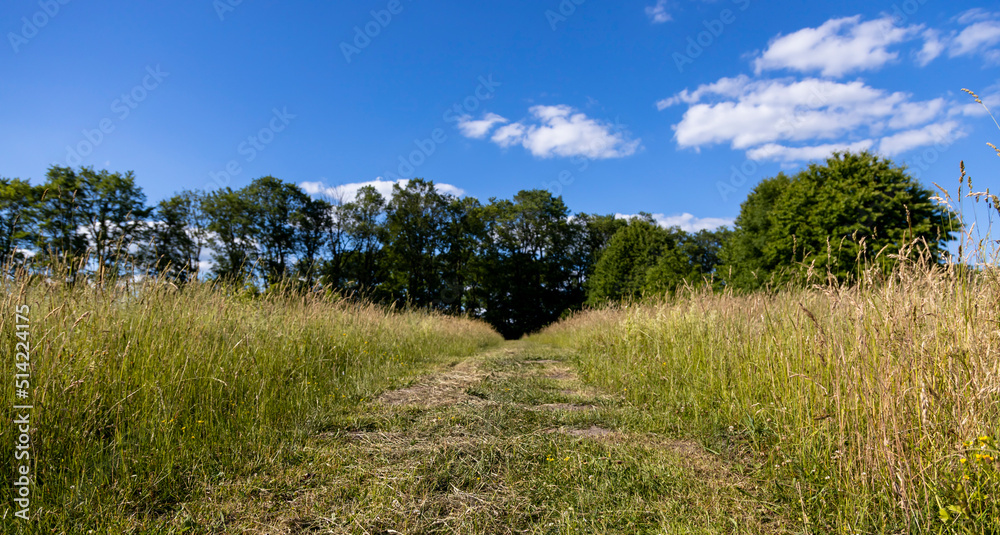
(192, 342), (784, 534)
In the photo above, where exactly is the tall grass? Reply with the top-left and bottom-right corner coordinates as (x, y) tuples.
(535, 257), (1000, 531)
(0, 271), (501, 532)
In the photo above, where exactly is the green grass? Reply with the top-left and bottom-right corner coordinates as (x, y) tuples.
(531, 261), (1000, 534)
(173, 342), (782, 534)
(0, 277), (501, 533)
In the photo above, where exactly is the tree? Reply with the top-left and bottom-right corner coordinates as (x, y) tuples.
(585, 219), (686, 305)
(382, 179), (452, 307)
(201, 187), (255, 283)
(335, 185), (386, 294)
(147, 190), (208, 282)
(33, 167), (91, 276)
(568, 212), (628, 295)
(721, 152), (958, 290)
(439, 196), (487, 315)
(480, 190), (579, 338)
(244, 176), (309, 286)
(680, 228), (730, 280)
(0, 178), (37, 266)
(79, 168), (151, 277)
(293, 196), (333, 287)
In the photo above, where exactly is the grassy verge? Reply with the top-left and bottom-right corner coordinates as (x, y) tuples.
(0, 277), (500, 533)
(531, 262), (1000, 533)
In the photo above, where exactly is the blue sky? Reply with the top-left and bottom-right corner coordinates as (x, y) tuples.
(2, 0), (999, 231)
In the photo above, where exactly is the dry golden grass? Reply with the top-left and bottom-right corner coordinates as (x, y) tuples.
(535, 254), (1000, 532)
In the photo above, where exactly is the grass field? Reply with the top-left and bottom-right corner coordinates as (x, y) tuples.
(3, 259), (999, 533)
(169, 342), (785, 534)
(0, 275), (500, 533)
(532, 260), (1000, 533)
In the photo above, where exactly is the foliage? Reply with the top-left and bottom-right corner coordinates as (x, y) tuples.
(479, 189), (582, 338)
(586, 217), (729, 305)
(721, 152), (958, 290)
(146, 190), (209, 282)
(0, 177), (36, 265)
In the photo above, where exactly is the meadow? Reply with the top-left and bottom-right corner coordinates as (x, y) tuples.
(533, 255), (1000, 533)
(0, 272), (501, 533)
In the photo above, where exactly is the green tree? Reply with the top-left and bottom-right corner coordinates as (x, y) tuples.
(585, 219), (687, 305)
(201, 187), (255, 283)
(0, 177), (37, 265)
(34, 167), (91, 276)
(147, 190), (208, 282)
(79, 168), (151, 277)
(480, 190), (579, 338)
(244, 176), (309, 286)
(721, 152), (958, 290)
(439, 196), (487, 315)
(335, 185), (387, 294)
(569, 212), (629, 293)
(294, 196), (333, 287)
(382, 179), (451, 307)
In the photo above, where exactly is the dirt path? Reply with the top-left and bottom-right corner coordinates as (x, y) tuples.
(190, 342), (782, 534)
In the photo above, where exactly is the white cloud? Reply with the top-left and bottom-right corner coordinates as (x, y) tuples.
(877, 121), (966, 156)
(616, 213), (734, 232)
(665, 76), (943, 150)
(657, 13), (995, 164)
(746, 140), (876, 163)
(457, 113), (508, 139)
(657, 75), (751, 109)
(916, 29), (945, 66)
(888, 98), (947, 129)
(491, 123), (527, 148)
(660, 74), (967, 163)
(753, 16), (920, 77)
(915, 11), (1000, 64)
(949, 20), (1000, 57)
(300, 178), (465, 203)
(957, 8), (995, 25)
(645, 0), (671, 24)
(463, 106), (640, 159)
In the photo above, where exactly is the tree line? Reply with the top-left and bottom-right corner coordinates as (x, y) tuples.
(0, 152), (957, 338)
